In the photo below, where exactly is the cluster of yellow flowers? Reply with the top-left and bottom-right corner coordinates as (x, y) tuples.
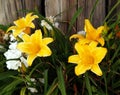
(7, 12), (107, 76)
(68, 19), (107, 76)
(7, 13), (53, 66)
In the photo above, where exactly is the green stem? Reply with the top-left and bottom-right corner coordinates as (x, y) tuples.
(111, 44), (120, 63)
(89, 0), (99, 21)
(85, 73), (92, 95)
(43, 26), (48, 36)
(103, 0), (120, 23)
(103, 73), (108, 95)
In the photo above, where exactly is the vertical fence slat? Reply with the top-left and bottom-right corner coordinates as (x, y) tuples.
(45, 0), (105, 33)
(45, 0), (68, 32)
(77, 0), (86, 31)
(0, 0), (41, 25)
(0, 0), (17, 25)
(0, 0), (117, 33)
(77, 0), (105, 31)
(45, 0), (78, 33)
(92, 0), (105, 27)
(68, 0), (77, 33)
(107, 0), (118, 20)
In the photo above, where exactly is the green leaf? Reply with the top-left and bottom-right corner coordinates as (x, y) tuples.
(85, 73), (92, 95)
(0, 79), (23, 95)
(89, 0), (99, 21)
(0, 71), (18, 80)
(44, 69), (48, 94)
(111, 44), (120, 63)
(112, 80), (120, 89)
(20, 87), (26, 95)
(45, 78), (58, 95)
(0, 24), (10, 31)
(103, 0), (120, 23)
(57, 67), (66, 95)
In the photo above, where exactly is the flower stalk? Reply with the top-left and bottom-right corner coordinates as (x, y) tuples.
(85, 72), (92, 95)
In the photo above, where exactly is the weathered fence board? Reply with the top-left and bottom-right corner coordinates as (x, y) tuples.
(0, 0), (41, 25)
(0, 0), (119, 33)
(45, 0), (69, 33)
(45, 0), (106, 33)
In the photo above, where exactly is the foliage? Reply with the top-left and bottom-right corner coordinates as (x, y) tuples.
(0, 1), (120, 95)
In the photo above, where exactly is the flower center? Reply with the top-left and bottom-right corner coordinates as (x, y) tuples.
(82, 54), (94, 69)
(24, 27), (31, 34)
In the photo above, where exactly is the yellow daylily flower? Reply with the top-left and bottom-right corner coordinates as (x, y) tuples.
(70, 19), (105, 46)
(17, 29), (53, 66)
(7, 13), (38, 37)
(84, 19), (105, 46)
(68, 41), (107, 76)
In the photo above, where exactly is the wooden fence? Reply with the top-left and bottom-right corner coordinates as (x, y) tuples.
(0, 0), (119, 33)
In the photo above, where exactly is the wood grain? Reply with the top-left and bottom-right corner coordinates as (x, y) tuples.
(45, 0), (106, 33)
(0, 0), (41, 25)
(0, 0), (118, 34)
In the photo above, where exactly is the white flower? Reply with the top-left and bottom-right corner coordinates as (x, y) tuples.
(20, 56), (28, 67)
(41, 20), (52, 30)
(77, 30), (86, 37)
(28, 87), (38, 93)
(39, 78), (44, 83)
(27, 78), (38, 93)
(4, 49), (22, 60)
(54, 22), (59, 28)
(9, 41), (17, 49)
(46, 16), (54, 23)
(30, 78), (36, 84)
(47, 16), (59, 28)
(6, 60), (21, 70)
(9, 34), (16, 41)
(41, 16), (59, 30)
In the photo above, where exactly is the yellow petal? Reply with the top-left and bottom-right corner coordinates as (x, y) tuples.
(70, 34), (84, 40)
(93, 47), (107, 64)
(42, 38), (53, 45)
(13, 29), (23, 37)
(26, 13), (38, 22)
(27, 54), (37, 66)
(17, 43), (33, 54)
(14, 18), (26, 27)
(97, 37), (105, 46)
(25, 13), (33, 21)
(7, 25), (24, 37)
(22, 34), (30, 42)
(77, 39), (91, 45)
(89, 41), (98, 48)
(68, 55), (80, 64)
(31, 30), (42, 44)
(7, 26), (17, 32)
(84, 19), (95, 33)
(96, 26), (104, 35)
(37, 46), (52, 57)
(84, 19), (105, 45)
(91, 64), (102, 76)
(28, 23), (35, 28)
(75, 42), (85, 54)
(75, 64), (89, 76)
